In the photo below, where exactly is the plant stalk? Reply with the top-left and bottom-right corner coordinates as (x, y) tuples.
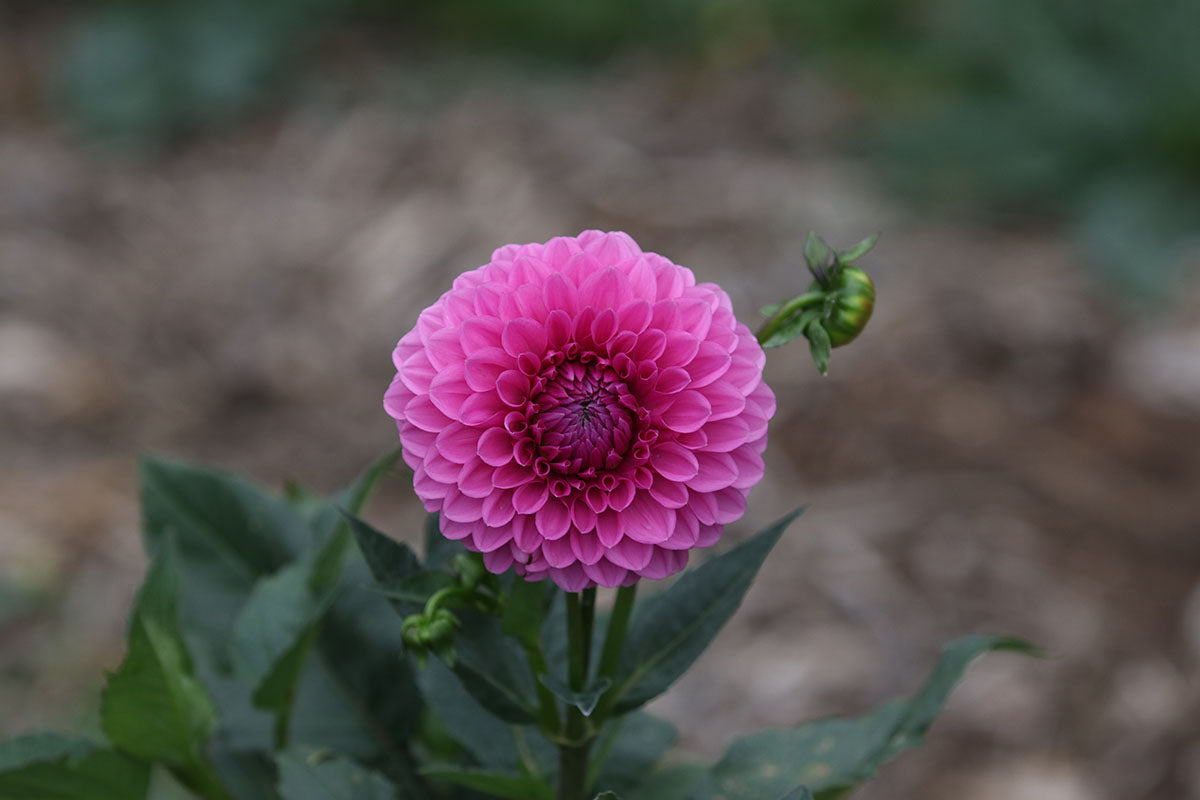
(558, 590), (596, 800)
(756, 290), (825, 345)
(591, 583), (637, 722)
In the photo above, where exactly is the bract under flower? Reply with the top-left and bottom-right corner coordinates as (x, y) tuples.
(384, 231), (774, 591)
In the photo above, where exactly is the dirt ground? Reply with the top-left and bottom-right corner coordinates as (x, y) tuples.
(2, 34), (1199, 800)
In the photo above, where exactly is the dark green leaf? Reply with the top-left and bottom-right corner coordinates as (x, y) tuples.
(141, 459), (424, 775)
(779, 788), (814, 800)
(760, 308), (821, 349)
(139, 457), (309, 645)
(610, 510), (804, 714)
(416, 658), (520, 770)
(449, 613), (539, 725)
(502, 579), (549, 651)
(276, 749), (396, 800)
(101, 544), (218, 768)
(0, 733), (149, 800)
(594, 793), (621, 800)
(419, 765), (553, 800)
(0, 738), (150, 800)
(371, 571), (458, 615)
(625, 764), (707, 800)
(692, 635), (1038, 799)
(348, 513), (422, 588)
(538, 674), (610, 717)
(777, 786), (816, 800)
(208, 750), (278, 800)
(836, 234), (878, 264)
(230, 532), (347, 711)
(589, 713), (678, 795)
(805, 322), (832, 375)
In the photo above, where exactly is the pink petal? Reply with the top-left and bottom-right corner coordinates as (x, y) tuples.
(654, 366), (690, 395)
(618, 299), (652, 334)
(473, 524), (514, 553)
(640, 548), (687, 580)
(429, 366), (472, 418)
(464, 347), (513, 392)
(482, 490), (516, 526)
(423, 450), (462, 483)
(660, 390), (711, 434)
(542, 273), (578, 315)
(621, 495), (676, 544)
(595, 510), (624, 547)
(501, 318), (548, 358)
(535, 497), (571, 540)
(513, 481), (549, 514)
(477, 427), (515, 467)
(436, 423), (482, 464)
(569, 530), (605, 565)
(482, 548), (514, 573)
(712, 487), (748, 524)
(459, 392), (507, 426)
(701, 381), (747, 421)
(729, 446), (766, 489)
(659, 331), (700, 367)
(549, 563), (591, 592)
(442, 490), (485, 523)
(583, 558), (629, 587)
(460, 317), (504, 352)
(686, 451), (738, 493)
(648, 473), (690, 508)
(458, 458), (496, 498)
(404, 395), (452, 433)
(698, 417), (749, 452)
(684, 341), (732, 388)
(606, 538), (653, 571)
(579, 265), (633, 309)
(493, 462), (534, 489)
(542, 537), (576, 568)
(496, 370), (529, 407)
(650, 440), (700, 481)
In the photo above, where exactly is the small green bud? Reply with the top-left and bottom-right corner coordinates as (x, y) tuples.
(421, 608), (459, 645)
(809, 264), (875, 347)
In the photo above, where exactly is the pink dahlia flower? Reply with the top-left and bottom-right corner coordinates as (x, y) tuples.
(384, 231), (774, 591)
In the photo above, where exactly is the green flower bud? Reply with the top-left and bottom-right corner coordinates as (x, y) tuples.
(421, 608), (459, 646)
(809, 264), (875, 347)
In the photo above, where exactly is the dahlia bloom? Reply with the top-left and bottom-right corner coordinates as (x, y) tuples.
(384, 231), (774, 591)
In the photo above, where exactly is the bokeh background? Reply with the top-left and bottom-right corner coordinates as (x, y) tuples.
(2, 2), (1199, 798)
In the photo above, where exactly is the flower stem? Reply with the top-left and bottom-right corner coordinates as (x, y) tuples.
(756, 290), (826, 345)
(559, 590), (596, 800)
(525, 642), (561, 734)
(596, 584), (636, 682)
(591, 584), (636, 723)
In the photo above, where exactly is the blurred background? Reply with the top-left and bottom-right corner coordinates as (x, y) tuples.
(2, 1), (1199, 798)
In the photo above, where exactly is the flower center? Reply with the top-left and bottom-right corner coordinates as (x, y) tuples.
(531, 358), (637, 478)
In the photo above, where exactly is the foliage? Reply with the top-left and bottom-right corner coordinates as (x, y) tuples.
(0, 453), (1034, 799)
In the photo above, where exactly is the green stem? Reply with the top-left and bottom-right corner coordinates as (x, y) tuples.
(591, 584), (637, 723)
(525, 642), (561, 734)
(596, 584), (636, 682)
(756, 290), (825, 345)
(559, 591), (596, 800)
